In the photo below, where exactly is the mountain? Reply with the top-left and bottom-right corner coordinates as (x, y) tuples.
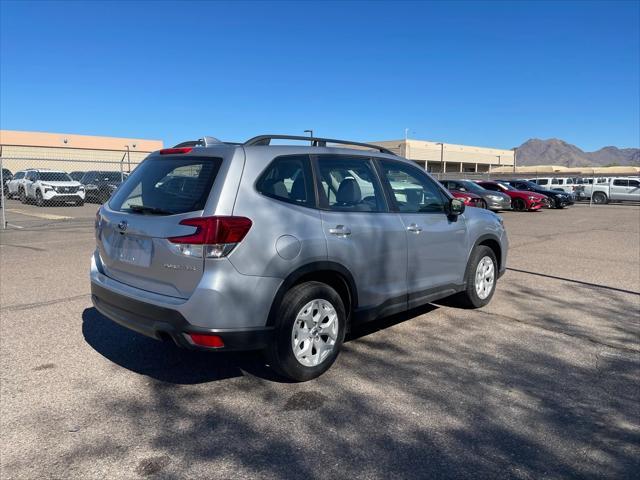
(515, 139), (640, 167)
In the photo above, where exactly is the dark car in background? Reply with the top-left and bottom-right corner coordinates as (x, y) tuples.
(69, 171), (86, 182)
(500, 179), (574, 209)
(2, 168), (12, 197)
(79, 171), (126, 203)
(441, 179), (511, 211)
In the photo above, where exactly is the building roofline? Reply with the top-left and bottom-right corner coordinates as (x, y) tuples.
(0, 130), (163, 153)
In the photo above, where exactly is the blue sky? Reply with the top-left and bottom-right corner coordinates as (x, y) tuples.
(1, 0), (638, 150)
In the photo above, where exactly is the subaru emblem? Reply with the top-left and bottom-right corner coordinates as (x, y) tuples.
(117, 220), (128, 232)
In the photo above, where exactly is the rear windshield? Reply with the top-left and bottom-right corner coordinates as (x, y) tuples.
(40, 172), (72, 182)
(109, 156), (222, 215)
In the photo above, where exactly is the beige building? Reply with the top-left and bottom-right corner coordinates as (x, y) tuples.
(0, 130), (163, 175)
(0, 130), (515, 176)
(370, 138), (515, 173)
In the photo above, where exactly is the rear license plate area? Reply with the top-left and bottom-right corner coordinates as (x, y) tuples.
(110, 233), (153, 267)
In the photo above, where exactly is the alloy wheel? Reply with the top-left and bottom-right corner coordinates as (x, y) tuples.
(291, 299), (339, 367)
(475, 256), (495, 300)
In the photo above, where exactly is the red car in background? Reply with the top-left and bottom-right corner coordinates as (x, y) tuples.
(449, 189), (487, 208)
(475, 180), (547, 211)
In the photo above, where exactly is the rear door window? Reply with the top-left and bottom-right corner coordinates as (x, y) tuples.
(536, 179), (549, 185)
(315, 156), (387, 212)
(109, 156), (221, 215)
(256, 155), (315, 207)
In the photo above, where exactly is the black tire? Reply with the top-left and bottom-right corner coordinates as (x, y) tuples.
(35, 190), (44, 207)
(76, 199), (85, 206)
(19, 188), (27, 204)
(512, 198), (526, 211)
(266, 281), (346, 382)
(477, 199), (487, 209)
(99, 192), (110, 204)
(449, 245), (498, 309)
(592, 192), (608, 204)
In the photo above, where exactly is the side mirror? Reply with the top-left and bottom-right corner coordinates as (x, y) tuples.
(448, 198), (465, 216)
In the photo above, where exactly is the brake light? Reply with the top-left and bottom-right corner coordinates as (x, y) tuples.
(189, 333), (224, 348)
(168, 216), (252, 258)
(159, 147), (193, 155)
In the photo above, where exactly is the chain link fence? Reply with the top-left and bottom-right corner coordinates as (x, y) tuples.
(1, 148), (144, 229)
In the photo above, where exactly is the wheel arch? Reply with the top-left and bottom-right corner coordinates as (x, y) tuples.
(593, 190), (608, 202)
(266, 262), (358, 327)
(472, 234), (502, 271)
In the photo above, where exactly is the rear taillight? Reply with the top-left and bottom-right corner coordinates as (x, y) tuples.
(167, 216), (252, 258)
(159, 147), (193, 155)
(189, 333), (224, 348)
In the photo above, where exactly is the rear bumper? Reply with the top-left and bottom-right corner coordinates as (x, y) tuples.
(89, 250), (279, 351)
(91, 282), (274, 351)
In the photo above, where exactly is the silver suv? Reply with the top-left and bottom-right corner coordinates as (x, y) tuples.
(90, 135), (508, 381)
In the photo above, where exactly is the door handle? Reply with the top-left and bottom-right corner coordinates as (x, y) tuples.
(407, 223), (423, 234)
(329, 225), (351, 237)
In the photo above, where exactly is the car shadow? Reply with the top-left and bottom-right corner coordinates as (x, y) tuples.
(83, 302), (442, 385)
(81, 307), (286, 385)
(347, 303), (439, 341)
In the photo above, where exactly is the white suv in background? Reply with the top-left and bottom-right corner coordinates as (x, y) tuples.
(23, 169), (85, 206)
(7, 170), (31, 199)
(531, 177), (578, 194)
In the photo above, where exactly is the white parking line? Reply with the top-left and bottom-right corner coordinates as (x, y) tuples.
(5, 209), (73, 221)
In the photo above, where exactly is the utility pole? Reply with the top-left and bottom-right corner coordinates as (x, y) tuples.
(0, 147), (5, 229)
(512, 148), (517, 173)
(437, 143), (445, 175)
(304, 130), (313, 146)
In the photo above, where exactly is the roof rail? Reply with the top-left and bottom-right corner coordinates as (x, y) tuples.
(243, 134), (396, 155)
(173, 136), (224, 148)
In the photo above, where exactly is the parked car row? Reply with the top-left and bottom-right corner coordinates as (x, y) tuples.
(439, 178), (575, 212)
(3, 168), (127, 206)
(527, 176), (640, 203)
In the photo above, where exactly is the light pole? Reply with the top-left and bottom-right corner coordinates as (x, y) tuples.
(511, 147), (517, 173)
(304, 130), (314, 146)
(496, 155), (502, 167)
(436, 143), (444, 175)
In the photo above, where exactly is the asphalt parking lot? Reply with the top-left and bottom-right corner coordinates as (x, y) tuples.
(1, 202), (639, 479)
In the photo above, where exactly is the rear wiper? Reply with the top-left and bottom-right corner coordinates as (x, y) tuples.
(127, 205), (174, 215)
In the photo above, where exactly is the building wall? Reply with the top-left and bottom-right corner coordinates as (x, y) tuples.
(0, 130), (163, 174)
(371, 139), (515, 173)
